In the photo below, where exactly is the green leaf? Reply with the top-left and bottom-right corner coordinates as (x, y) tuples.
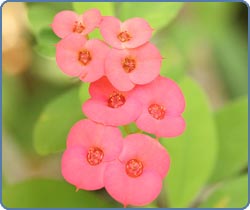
(31, 52), (76, 86)
(119, 123), (140, 137)
(3, 179), (118, 208)
(27, 3), (72, 57)
(152, 31), (186, 82)
(2, 74), (64, 152)
(213, 29), (248, 98)
(199, 175), (248, 208)
(88, 28), (103, 40)
(209, 96), (248, 183)
(188, 3), (247, 98)
(79, 83), (90, 102)
(34, 24), (59, 58)
(160, 77), (217, 207)
(118, 3), (183, 31)
(73, 2), (114, 16)
(37, 27), (60, 45)
(27, 3), (72, 34)
(34, 44), (56, 58)
(34, 87), (84, 155)
(34, 26), (60, 58)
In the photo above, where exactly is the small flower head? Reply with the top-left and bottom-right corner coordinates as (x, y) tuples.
(61, 119), (123, 190)
(132, 76), (186, 137)
(105, 43), (162, 91)
(51, 9), (101, 38)
(104, 134), (170, 206)
(82, 77), (142, 126)
(100, 16), (153, 49)
(56, 33), (110, 82)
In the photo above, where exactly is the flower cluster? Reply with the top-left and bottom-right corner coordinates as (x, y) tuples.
(52, 9), (185, 207)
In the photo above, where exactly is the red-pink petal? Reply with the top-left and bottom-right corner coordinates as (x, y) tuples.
(132, 76), (185, 115)
(56, 34), (87, 77)
(156, 77), (185, 115)
(66, 119), (123, 161)
(81, 9), (102, 34)
(121, 18), (153, 49)
(82, 96), (142, 126)
(61, 147), (106, 190)
(105, 49), (135, 91)
(79, 39), (109, 82)
(89, 77), (125, 100)
(136, 109), (186, 137)
(51, 10), (78, 38)
(104, 161), (162, 206)
(119, 134), (170, 178)
(129, 43), (162, 84)
(99, 16), (122, 49)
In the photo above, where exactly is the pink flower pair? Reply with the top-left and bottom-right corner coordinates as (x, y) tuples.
(62, 119), (170, 206)
(52, 10), (162, 90)
(83, 76), (185, 138)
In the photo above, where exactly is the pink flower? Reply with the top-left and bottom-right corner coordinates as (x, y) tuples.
(105, 43), (162, 91)
(51, 9), (101, 38)
(132, 76), (186, 138)
(61, 119), (123, 190)
(82, 77), (142, 126)
(100, 16), (153, 49)
(104, 134), (170, 206)
(56, 33), (110, 82)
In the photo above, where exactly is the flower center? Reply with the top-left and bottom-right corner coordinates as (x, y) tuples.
(78, 49), (91, 65)
(122, 57), (136, 73)
(117, 31), (131, 42)
(108, 91), (126, 108)
(148, 104), (166, 120)
(87, 147), (104, 166)
(73, 21), (85, 33)
(126, 159), (143, 178)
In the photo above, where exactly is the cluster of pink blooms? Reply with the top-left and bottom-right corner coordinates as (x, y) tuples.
(52, 8), (185, 207)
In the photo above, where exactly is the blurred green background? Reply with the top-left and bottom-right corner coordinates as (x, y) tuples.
(2, 2), (248, 208)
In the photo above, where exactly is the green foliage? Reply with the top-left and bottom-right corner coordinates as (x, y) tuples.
(27, 3), (72, 57)
(30, 52), (75, 86)
(79, 83), (90, 102)
(34, 87), (84, 155)
(34, 61), (74, 86)
(88, 28), (103, 40)
(213, 30), (248, 98)
(27, 3), (72, 34)
(118, 3), (183, 32)
(2, 74), (63, 152)
(119, 123), (140, 137)
(34, 44), (56, 58)
(209, 96), (248, 183)
(3, 179), (118, 208)
(160, 77), (217, 207)
(191, 3), (248, 98)
(73, 2), (115, 16)
(37, 27), (60, 45)
(152, 31), (186, 82)
(199, 175), (248, 208)
(34, 27), (60, 58)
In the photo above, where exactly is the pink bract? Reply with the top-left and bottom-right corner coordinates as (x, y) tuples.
(132, 76), (186, 138)
(105, 43), (162, 91)
(104, 133), (170, 206)
(56, 33), (110, 82)
(82, 77), (142, 126)
(51, 9), (101, 38)
(61, 119), (123, 190)
(100, 16), (153, 49)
